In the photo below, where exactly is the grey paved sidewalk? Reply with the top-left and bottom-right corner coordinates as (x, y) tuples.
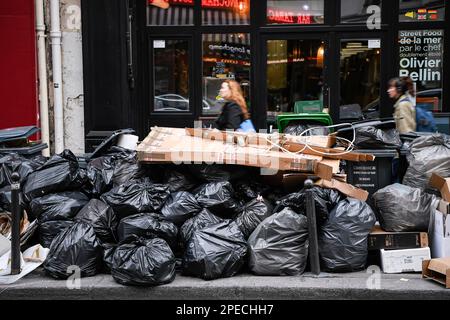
(0, 268), (448, 300)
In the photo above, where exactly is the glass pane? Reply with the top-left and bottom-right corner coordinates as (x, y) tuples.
(267, 0), (324, 25)
(202, 0), (250, 25)
(340, 40), (381, 120)
(341, 0), (381, 23)
(153, 39), (190, 112)
(147, 0), (194, 26)
(202, 33), (251, 115)
(399, 30), (444, 111)
(266, 39), (325, 116)
(399, 0), (445, 22)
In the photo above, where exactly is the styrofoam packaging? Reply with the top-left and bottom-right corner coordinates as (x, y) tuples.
(117, 134), (139, 150)
(380, 247), (431, 273)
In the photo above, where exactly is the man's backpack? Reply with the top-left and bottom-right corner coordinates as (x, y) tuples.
(400, 97), (437, 133)
(415, 106), (437, 132)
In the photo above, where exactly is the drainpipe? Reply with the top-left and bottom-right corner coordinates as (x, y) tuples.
(35, 0), (50, 157)
(50, 0), (64, 154)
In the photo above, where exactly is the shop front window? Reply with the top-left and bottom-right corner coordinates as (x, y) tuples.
(147, 0), (194, 26)
(202, 0), (250, 25)
(399, 29), (444, 111)
(266, 39), (325, 114)
(341, 0), (381, 24)
(152, 39), (190, 112)
(202, 33), (251, 115)
(266, 0), (324, 25)
(399, 0), (445, 22)
(339, 39), (381, 120)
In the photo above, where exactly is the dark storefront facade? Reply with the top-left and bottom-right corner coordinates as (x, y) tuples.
(82, 0), (449, 150)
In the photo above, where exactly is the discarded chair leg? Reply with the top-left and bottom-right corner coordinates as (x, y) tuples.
(10, 172), (22, 275)
(305, 179), (320, 275)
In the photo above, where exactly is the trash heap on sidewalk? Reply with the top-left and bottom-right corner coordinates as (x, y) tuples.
(0, 125), (449, 288)
(333, 120), (450, 279)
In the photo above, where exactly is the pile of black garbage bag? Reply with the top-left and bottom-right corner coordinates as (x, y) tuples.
(1, 142), (380, 286)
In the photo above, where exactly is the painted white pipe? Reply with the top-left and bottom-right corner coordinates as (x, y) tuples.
(35, 0), (50, 157)
(50, 0), (64, 154)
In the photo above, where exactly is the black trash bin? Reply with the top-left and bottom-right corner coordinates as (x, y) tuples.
(344, 149), (398, 207)
(0, 126), (48, 157)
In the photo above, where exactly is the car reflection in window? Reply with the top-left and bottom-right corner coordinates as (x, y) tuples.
(154, 94), (211, 112)
(361, 88), (442, 119)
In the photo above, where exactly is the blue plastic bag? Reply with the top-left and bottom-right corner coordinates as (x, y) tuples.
(238, 119), (256, 133)
(416, 106), (437, 132)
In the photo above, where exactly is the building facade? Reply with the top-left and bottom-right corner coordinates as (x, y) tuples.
(3, 1), (448, 153)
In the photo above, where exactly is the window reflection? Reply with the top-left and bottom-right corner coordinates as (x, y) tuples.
(202, 33), (251, 115)
(266, 39), (325, 114)
(340, 40), (381, 120)
(153, 39), (190, 112)
(267, 0), (324, 25)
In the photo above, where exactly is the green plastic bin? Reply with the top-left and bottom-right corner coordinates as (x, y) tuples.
(277, 112), (333, 133)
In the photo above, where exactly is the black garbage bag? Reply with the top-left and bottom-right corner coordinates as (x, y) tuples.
(284, 122), (329, 136)
(23, 150), (87, 201)
(319, 198), (376, 272)
(234, 196), (273, 239)
(233, 181), (271, 202)
(274, 186), (343, 227)
(30, 192), (89, 222)
(0, 153), (43, 188)
(194, 181), (240, 219)
(248, 208), (309, 275)
(87, 146), (143, 196)
(163, 167), (197, 192)
(75, 199), (118, 243)
(101, 178), (170, 220)
(39, 220), (75, 248)
(182, 221), (247, 280)
(161, 191), (201, 226)
(188, 164), (250, 183)
(373, 183), (437, 232)
(188, 164), (232, 182)
(179, 209), (224, 244)
(0, 185), (26, 213)
(43, 221), (103, 279)
(117, 213), (178, 249)
(403, 134), (450, 190)
(102, 243), (118, 274)
(111, 237), (176, 286)
(354, 126), (402, 149)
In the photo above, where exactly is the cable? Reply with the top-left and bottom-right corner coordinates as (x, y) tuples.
(265, 123), (358, 157)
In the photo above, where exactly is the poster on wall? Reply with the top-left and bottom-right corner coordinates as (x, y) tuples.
(398, 29), (444, 111)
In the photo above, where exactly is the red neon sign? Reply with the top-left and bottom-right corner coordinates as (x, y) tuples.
(148, 0), (248, 10)
(267, 9), (311, 24)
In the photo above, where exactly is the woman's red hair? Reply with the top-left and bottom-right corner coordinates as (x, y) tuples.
(223, 80), (250, 120)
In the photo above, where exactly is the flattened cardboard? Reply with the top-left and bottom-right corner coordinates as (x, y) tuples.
(432, 208), (450, 258)
(422, 258), (450, 288)
(430, 173), (450, 202)
(315, 178), (369, 201)
(137, 127), (321, 172)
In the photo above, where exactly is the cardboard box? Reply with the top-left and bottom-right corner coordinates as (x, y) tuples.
(137, 127), (321, 173)
(422, 257), (450, 288)
(380, 247), (431, 274)
(315, 178), (369, 201)
(430, 173), (450, 202)
(439, 199), (449, 215)
(432, 208), (450, 258)
(368, 225), (428, 251)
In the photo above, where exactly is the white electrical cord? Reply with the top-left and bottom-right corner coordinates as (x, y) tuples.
(264, 123), (357, 157)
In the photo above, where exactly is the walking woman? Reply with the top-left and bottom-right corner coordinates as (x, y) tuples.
(215, 80), (253, 131)
(387, 76), (416, 133)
